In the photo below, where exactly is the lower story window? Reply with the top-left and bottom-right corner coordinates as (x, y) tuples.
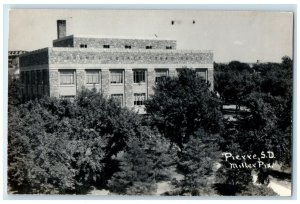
(111, 94), (123, 106)
(134, 93), (146, 106)
(61, 95), (75, 102)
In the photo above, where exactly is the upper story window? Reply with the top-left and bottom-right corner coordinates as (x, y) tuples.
(133, 70), (146, 83)
(60, 70), (75, 85)
(110, 70), (123, 84)
(166, 46), (172, 49)
(155, 69), (169, 83)
(103, 45), (110, 48)
(146, 46), (152, 49)
(196, 69), (207, 81)
(134, 93), (146, 106)
(86, 70), (100, 84)
(125, 45), (132, 49)
(80, 44), (87, 48)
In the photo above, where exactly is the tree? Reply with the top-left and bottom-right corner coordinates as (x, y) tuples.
(8, 89), (153, 194)
(107, 137), (157, 195)
(173, 130), (220, 195)
(146, 68), (223, 149)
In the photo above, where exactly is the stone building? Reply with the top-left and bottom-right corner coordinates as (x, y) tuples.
(8, 50), (28, 79)
(19, 20), (214, 113)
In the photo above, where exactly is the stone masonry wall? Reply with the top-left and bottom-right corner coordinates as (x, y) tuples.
(101, 69), (110, 96)
(147, 68), (156, 97)
(124, 69), (134, 107)
(49, 48), (213, 65)
(73, 37), (177, 50)
(76, 70), (85, 92)
(49, 70), (60, 97)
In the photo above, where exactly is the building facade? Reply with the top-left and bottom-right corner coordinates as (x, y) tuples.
(9, 50), (28, 79)
(19, 20), (214, 113)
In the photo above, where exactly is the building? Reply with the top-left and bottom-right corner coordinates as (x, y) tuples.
(8, 50), (28, 79)
(19, 20), (214, 113)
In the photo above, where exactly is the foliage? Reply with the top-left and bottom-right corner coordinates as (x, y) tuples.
(107, 131), (176, 195)
(8, 89), (149, 194)
(146, 68), (223, 149)
(216, 57), (293, 185)
(172, 130), (220, 196)
(8, 77), (23, 107)
(214, 61), (258, 105)
(237, 184), (278, 196)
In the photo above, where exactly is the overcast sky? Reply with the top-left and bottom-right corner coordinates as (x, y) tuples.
(9, 9), (293, 63)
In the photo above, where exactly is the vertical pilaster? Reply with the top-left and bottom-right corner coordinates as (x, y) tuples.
(101, 69), (110, 97)
(76, 69), (85, 93)
(49, 69), (60, 97)
(207, 69), (214, 90)
(124, 69), (133, 107)
(147, 68), (156, 98)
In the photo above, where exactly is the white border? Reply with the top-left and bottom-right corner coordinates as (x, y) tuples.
(1, 1), (299, 204)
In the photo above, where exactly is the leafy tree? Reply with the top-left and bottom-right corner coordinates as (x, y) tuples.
(8, 89), (153, 194)
(146, 68), (223, 149)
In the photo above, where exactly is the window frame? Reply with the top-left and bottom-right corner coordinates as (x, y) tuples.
(110, 70), (124, 84)
(155, 69), (169, 83)
(133, 69), (146, 84)
(134, 93), (146, 106)
(59, 70), (75, 85)
(86, 70), (100, 84)
(195, 68), (208, 81)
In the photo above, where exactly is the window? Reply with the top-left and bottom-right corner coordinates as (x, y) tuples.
(103, 45), (110, 48)
(60, 70), (75, 85)
(61, 95), (75, 102)
(43, 70), (49, 85)
(155, 69), (168, 83)
(196, 69), (207, 81)
(37, 70), (42, 84)
(80, 44), (87, 48)
(166, 46), (172, 49)
(133, 70), (146, 83)
(125, 45), (131, 49)
(134, 93), (146, 106)
(110, 70), (123, 84)
(86, 70), (100, 84)
(31, 71), (36, 84)
(26, 72), (30, 84)
(146, 46), (152, 49)
(111, 94), (123, 106)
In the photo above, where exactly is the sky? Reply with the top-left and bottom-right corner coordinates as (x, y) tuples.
(8, 9), (293, 63)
